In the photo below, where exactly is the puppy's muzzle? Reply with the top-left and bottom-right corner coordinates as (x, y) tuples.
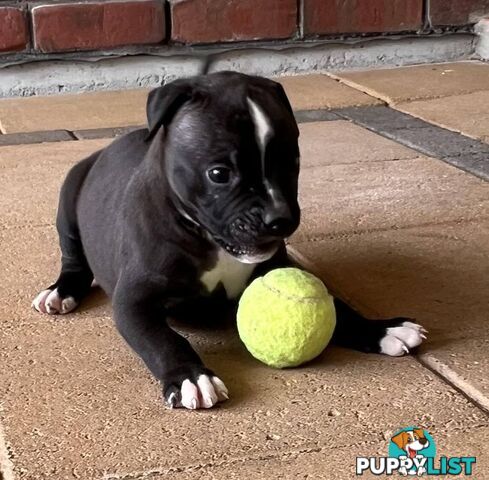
(262, 206), (297, 238)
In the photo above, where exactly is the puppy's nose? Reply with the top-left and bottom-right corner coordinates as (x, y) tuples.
(419, 438), (428, 445)
(263, 212), (295, 237)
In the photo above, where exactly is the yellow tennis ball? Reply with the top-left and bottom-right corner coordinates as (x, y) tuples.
(237, 268), (336, 368)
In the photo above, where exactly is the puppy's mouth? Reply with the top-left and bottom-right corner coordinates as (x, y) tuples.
(213, 237), (279, 264)
(407, 446), (417, 459)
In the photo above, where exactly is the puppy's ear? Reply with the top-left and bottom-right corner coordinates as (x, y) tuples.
(146, 80), (193, 141)
(270, 81), (295, 119)
(391, 431), (409, 449)
(252, 78), (298, 136)
(414, 429), (425, 439)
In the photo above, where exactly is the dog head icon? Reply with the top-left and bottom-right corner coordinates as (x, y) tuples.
(391, 429), (430, 459)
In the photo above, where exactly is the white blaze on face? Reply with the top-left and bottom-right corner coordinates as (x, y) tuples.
(246, 97), (273, 174)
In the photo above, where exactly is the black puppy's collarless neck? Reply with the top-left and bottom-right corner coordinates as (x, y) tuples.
(177, 208), (205, 239)
(168, 190), (207, 241)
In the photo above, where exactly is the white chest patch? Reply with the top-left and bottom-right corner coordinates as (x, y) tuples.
(200, 249), (256, 299)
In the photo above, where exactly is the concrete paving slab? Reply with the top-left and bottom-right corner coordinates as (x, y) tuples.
(333, 61), (489, 104)
(295, 156), (489, 242)
(0, 76), (379, 135)
(277, 75), (382, 111)
(299, 120), (418, 167)
(111, 426), (489, 480)
(0, 89), (149, 134)
(397, 90), (489, 143)
(1, 293), (487, 479)
(1, 138), (488, 478)
(0, 226), (111, 318)
(289, 220), (489, 398)
(0, 125), (419, 228)
(1, 94), (489, 479)
(0, 139), (110, 227)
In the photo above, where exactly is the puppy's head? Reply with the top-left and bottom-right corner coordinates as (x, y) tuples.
(391, 429), (429, 457)
(146, 72), (300, 264)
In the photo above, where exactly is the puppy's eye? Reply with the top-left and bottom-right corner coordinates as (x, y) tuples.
(207, 167), (231, 184)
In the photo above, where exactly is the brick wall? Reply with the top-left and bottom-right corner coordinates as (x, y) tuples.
(0, 0), (488, 55)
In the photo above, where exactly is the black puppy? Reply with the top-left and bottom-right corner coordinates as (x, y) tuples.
(33, 72), (426, 409)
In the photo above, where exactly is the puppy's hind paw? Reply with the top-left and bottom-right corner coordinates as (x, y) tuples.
(163, 366), (228, 410)
(380, 320), (427, 357)
(32, 288), (78, 315)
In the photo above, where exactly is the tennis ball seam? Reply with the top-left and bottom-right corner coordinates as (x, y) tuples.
(259, 276), (328, 303)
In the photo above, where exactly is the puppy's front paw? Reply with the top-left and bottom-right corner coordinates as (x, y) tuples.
(380, 320), (427, 356)
(32, 288), (78, 315)
(163, 365), (229, 410)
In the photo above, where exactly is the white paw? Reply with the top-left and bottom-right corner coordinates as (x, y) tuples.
(167, 375), (229, 410)
(380, 321), (427, 356)
(32, 288), (78, 315)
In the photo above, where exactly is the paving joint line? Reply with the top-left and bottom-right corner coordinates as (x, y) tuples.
(325, 70), (489, 105)
(0, 105), (487, 182)
(417, 354), (489, 417)
(288, 246), (489, 419)
(99, 438), (385, 480)
(325, 71), (392, 105)
(101, 424), (489, 479)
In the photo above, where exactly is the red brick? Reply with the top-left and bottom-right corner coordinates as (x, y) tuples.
(32, 1), (165, 53)
(430, 0), (489, 26)
(170, 0), (297, 44)
(0, 7), (28, 52)
(304, 0), (422, 35)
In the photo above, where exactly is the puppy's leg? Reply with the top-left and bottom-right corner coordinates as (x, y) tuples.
(332, 299), (426, 356)
(33, 236), (93, 315)
(113, 281), (228, 410)
(33, 155), (96, 314)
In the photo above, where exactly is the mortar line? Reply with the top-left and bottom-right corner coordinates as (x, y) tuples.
(423, 0), (433, 32)
(297, 0), (304, 39)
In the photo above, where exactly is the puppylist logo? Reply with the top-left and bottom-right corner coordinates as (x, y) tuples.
(356, 427), (476, 476)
